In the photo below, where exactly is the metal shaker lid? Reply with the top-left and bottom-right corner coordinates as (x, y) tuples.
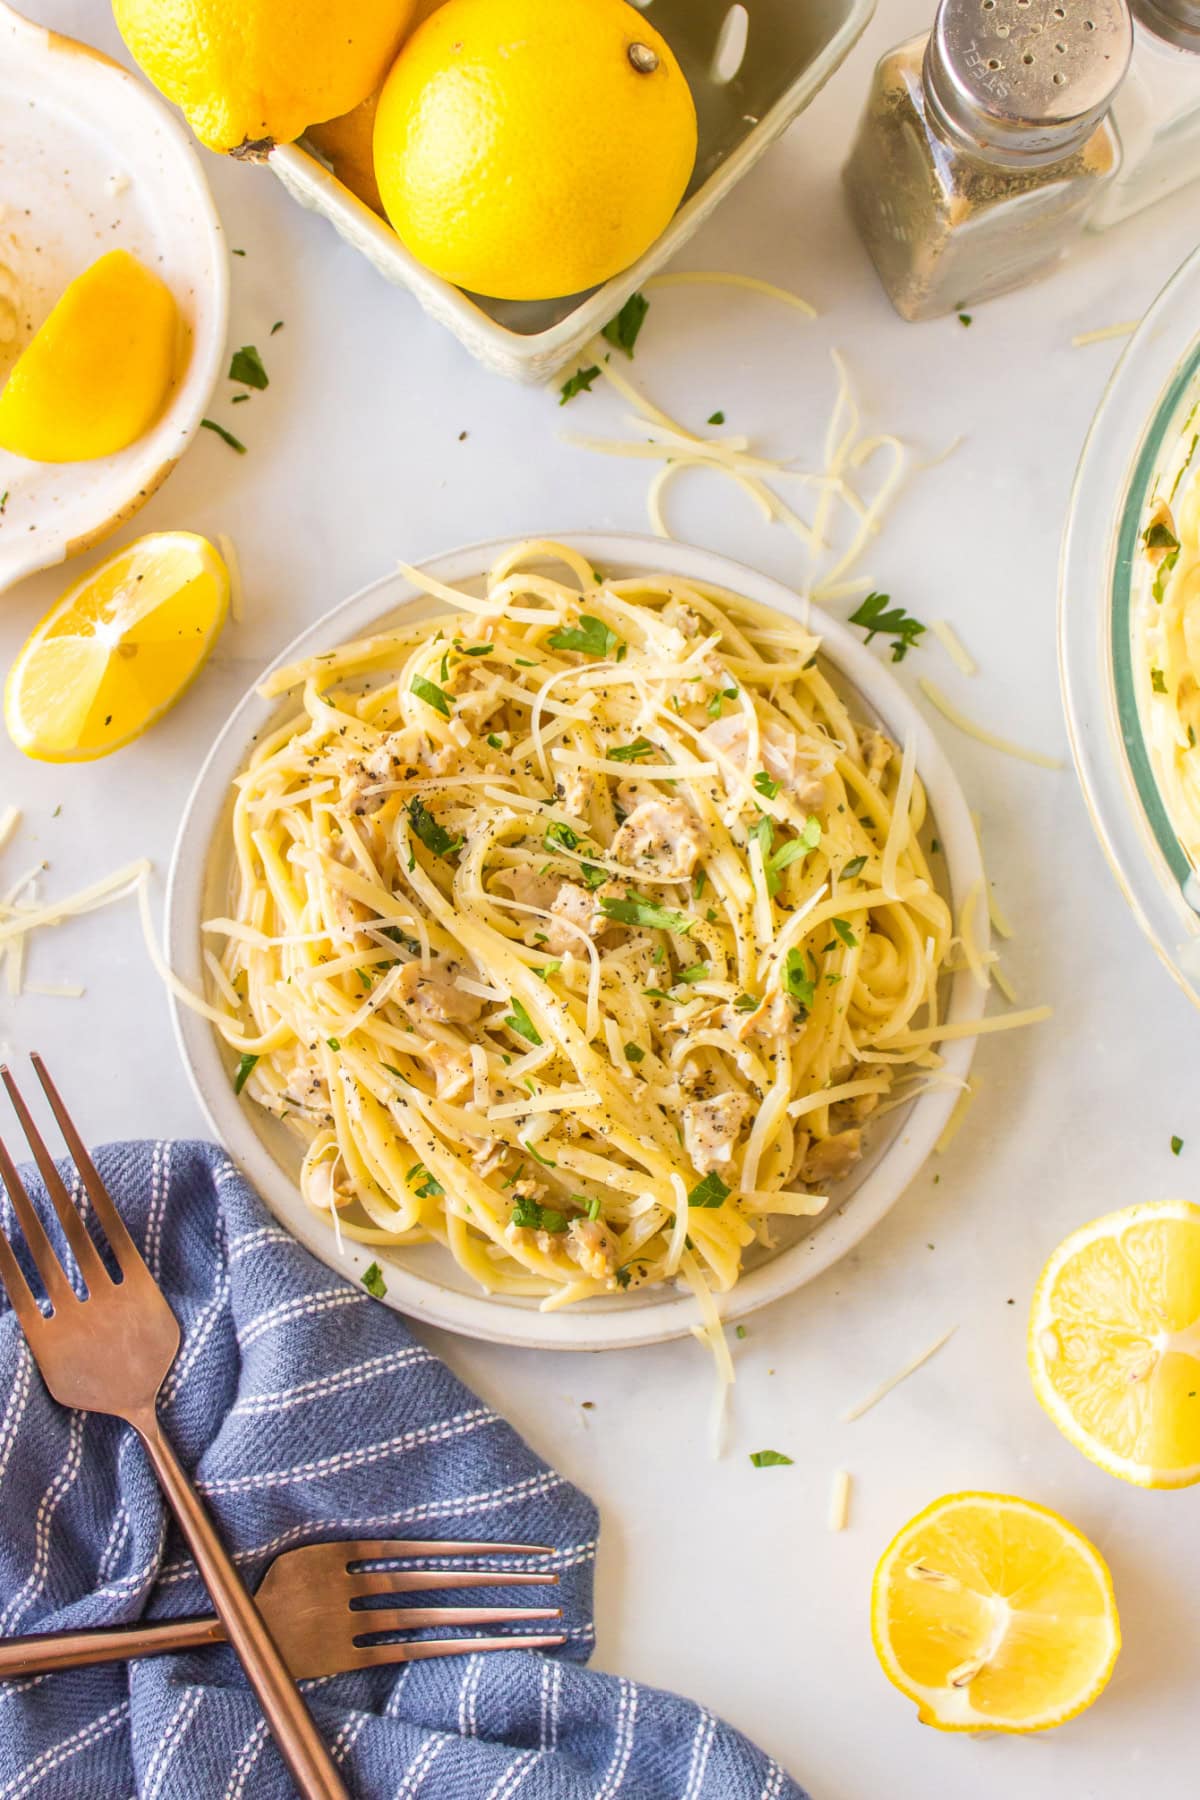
(1132, 0), (1200, 51)
(925, 0), (1134, 163)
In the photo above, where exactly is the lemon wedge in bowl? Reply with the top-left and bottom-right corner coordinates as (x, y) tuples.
(0, 250), (181, 463)
(1029, 1199), (1200, 1488)
(871, 1492), (1120, 1734)
(5, 532), (228, 762)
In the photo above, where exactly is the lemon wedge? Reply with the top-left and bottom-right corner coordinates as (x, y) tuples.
(4, 532), (228, 762)
(1029, 1199), (1200, 1487)
(0, 250), (180, 463)
(871, 1491), (1120, 1734)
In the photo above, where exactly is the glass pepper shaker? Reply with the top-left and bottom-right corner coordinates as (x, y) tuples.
(1089, 0), (1200, 228)
(842, 0), (1133, 322)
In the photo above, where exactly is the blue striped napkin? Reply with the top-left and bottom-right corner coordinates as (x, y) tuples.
(0, 1142), (805, 1798)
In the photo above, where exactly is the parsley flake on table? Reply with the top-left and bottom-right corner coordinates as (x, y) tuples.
(707, 410), (726, 425)
(749, 1449), (793, 1468)
(362, 1262), (387, 1298)
(547, 615), (621, 658)
(849, 591), (926, 662)
(228, 344), (268, 389)
(201, 418), (246, 454)
(601, 291), (649, 358)
(559, 365), (600, 404)
(1172, 1135), (1184, 1156)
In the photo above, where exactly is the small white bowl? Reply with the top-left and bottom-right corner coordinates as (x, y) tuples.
(0, 1), (228, 593)
(166, 534), (985, 1351)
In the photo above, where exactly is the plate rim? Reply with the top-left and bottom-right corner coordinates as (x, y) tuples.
(165, 532), (985, 1351)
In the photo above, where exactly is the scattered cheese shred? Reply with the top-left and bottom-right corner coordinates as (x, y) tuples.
(935, 1080), (977, 1153)
(828, 1468), (852, 1532)
(918, 678), (1063, 770)
(0, 858), (150, 949)
(930, 618), (977, 677)
(218, 531), (245, 624)
(887, 1004), (1051, 1048)
(643, 270), (818, 317)
(22, 981), (85, 999)
(0, 806), (19, 854)
(957, 880), (990, 991)
(992, 962), (1018, 1005)
(843, 1325), (957, 1423)
(1071, 319), (1139, 348)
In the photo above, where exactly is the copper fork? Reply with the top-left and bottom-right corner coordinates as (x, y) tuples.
(0, 1056), (350, 1799)
(0, 1537), (564, 1680)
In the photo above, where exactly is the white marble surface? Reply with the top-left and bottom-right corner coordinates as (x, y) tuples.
(3, 4), (1200, 1797)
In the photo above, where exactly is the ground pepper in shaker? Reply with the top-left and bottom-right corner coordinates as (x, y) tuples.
(1089, 0), (1200, 228)
(843, 0), (1133, 322)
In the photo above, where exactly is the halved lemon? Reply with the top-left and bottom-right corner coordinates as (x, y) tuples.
(4, 532), (228, 762)
(1029, 1199), (1200, 1488)
(871, 1492), (1120, 1734)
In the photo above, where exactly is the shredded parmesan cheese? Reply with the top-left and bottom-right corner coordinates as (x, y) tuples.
(918, 679), (1063, 769)
(843, 1326), (958, 1423)
(218, 532), (244, 624)
(1071, 319), (1139, 348)
(828, 1468), (852, 1532)
(643, 270), (817, 316)
(930, 618), (977, 677)
(935, 1080), (977, 1153)
(0, 806), (19, 854)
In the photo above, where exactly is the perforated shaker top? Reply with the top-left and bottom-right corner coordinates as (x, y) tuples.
(927, 0), (1134, 157)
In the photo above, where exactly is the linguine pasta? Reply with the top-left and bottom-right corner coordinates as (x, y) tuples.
(204, 540), (957, 1313)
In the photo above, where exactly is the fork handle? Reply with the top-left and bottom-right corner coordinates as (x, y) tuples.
(135, 1418), (350, 1800)
(0, 1614), (226, 1677)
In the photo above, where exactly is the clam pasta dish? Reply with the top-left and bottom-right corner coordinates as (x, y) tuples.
(202, 540), (958, 1318)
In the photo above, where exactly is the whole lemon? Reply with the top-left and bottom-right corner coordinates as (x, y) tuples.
(373, 0), (697, 301)
(113, 0), (420, 156)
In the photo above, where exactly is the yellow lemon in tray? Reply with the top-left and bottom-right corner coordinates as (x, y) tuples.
(373, 0), (698, 301)
(871, 1492), (1120, 1734)
(114, 0), (420, 155)
(1029, 1199), (1200, 1487)
(5, 533), (228, 762)
(0, 251), (179, 464)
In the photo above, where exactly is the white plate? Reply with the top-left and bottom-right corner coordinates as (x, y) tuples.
(0, 1), (228, 593)
(166, 534), (986, 1350)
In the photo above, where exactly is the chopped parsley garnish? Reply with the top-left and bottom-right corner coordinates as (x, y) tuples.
(749, 1449), (793, 1468)
(832, 917), (858, 948)
(578, 861), (608, 889)
(233, 1052), (258, 1094)
(410, 673), (452, 716)
(544, 820), (579, 851)
(624, 1042), (645, 1062)
(587, 1197), (602, 1221)
(504, 996), (543, 1045)
(408, 797), (462, 860)
(643, 987), (671, 1000)
(708, 410), (726, 425)
(325, 1037), (341, 1051)
(675, 962), (708, 985)
(608, 737), (656, 763)
(957, 312), (972, 327)
(547, 615), (621, 659)
(707, 686), (738, 718)
(693, 869), (707, 899)
(849, 591), (926, 662)
(487, 733), (504, 749)
(1153, 548), (1180, 603)
(512, 1195), (568, 1232)
(688, 1171), (730, 1209)
(361, 1262), (387, 1298)
(380, 926), (422, 954)
(201, 418), (246, 453)
(732, 992), (759, 1012)
(228, 344), (268, 389)
(1172, 1135), (1184, 1156)
(0, 491), (7, 513)
(522, 1140), (558, 1169)
(1151, 668), (1167, 693)
(270, 319), (284, 334)
(532, 960), (562, 980)
(599, 894), (694, 934)
(559, 365), (600, 404)
(601, 291), (649, 357)
(1144, 520), (1180, 552)
(407, 1162), (445, 1199)
(841, 854), (868, 880)
(783, 947), (815, 1009)
(753, 771), (782, 799)
(750, 815), (774, 863)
